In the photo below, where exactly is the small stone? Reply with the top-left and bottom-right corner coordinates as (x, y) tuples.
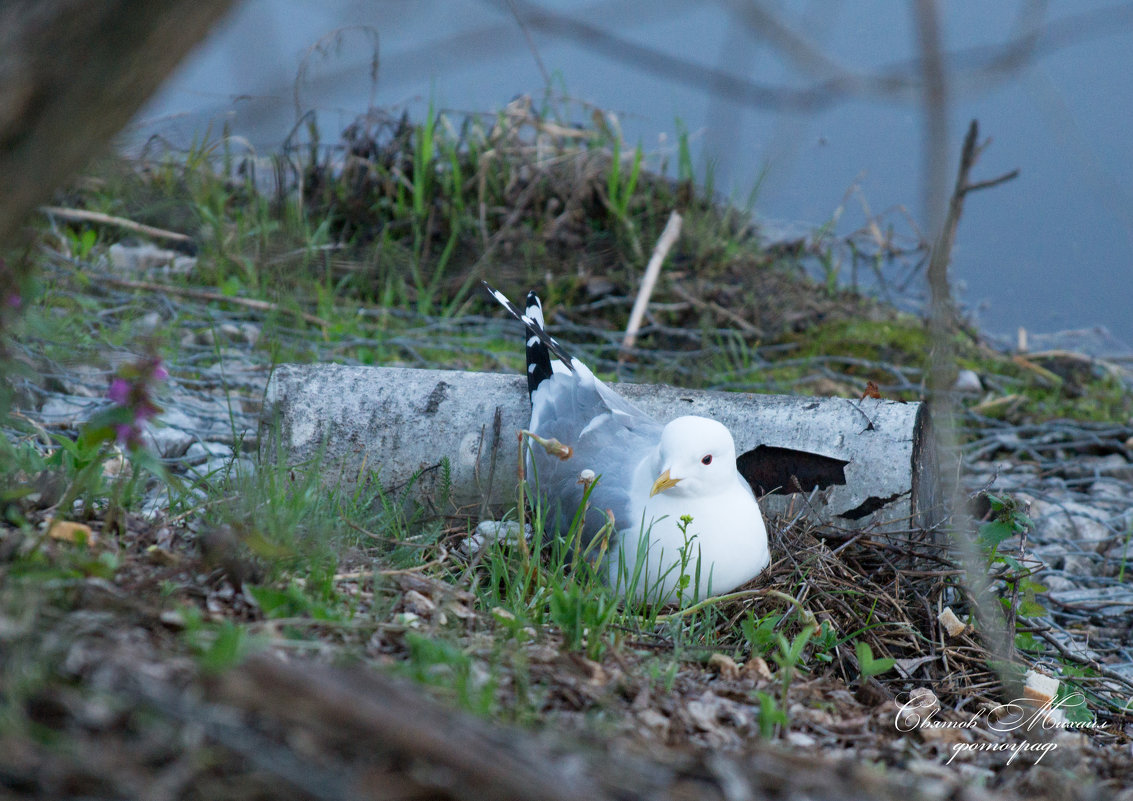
(218, 323), (243, 341)
(1092, 453), (1133, 480)
(185, 441), (234, 465)
(953, 369), (982, 393)
(445, 601), (475, 619)
(240, 323), (261, 346)
(39, 396), (100, 427)
(465, 521), (532, 554)
(58, 365), (111, 398)
(138, 311), (162, 334)
(1063, 553), (1097, 575)
(145, 545), (181, 566)
(161, 407), (204, 434)
(101, 448), (132, 479)
(684, 698), (721, 731)
(1041, 575), (1077, 592)
(159, 610), (186, 628)
(1037, 512), (1113, 548)
(108, 243), (195, 277)
(637, 708), (670, 738)
(1090, 478), (1128, 499)
(189, 456), (255, 483)
(141, 424), (194, 458)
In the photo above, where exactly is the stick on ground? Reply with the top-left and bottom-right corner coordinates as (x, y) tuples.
(41, 206), (193, 244)
(621, 210), (682, 360)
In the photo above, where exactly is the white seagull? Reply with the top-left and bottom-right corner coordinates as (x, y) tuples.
(486, 283), (770, 604)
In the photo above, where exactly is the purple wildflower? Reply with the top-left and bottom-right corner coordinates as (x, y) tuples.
(134, 400), (160, 423)
(106, 354), (168, 450)
(114, 423), (136, 446)
(4, 293), (19, 309)
(108, 378), (130, 405)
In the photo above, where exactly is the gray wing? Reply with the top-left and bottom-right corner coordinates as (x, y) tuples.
(527, 359), (662, 543)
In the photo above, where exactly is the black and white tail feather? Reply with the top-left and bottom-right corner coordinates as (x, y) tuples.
(483, 281), (573, 398)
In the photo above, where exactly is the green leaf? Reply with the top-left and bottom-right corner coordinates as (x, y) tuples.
(220, 276), (242, 297)
(978, 519), (1015, 553)
(198, 622), (248, 673)
(855, 641), (895, 679)
(755, 690), (788, 738)
(999, 554), (1022, 572)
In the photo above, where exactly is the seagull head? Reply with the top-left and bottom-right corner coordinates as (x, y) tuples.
(649, 415), (738, 498)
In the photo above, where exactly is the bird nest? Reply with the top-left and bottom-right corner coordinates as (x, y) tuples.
(733, 511), (998, 708)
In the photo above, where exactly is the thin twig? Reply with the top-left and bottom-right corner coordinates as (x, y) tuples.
(506, 0), (551, 87)
(963, 169), (1020, 195)
(41, 206), (192, 244)
(653, 586), (816, 624)
(669, 283), (764, 337)
(621, 210), (682, 360)
(98, 275), (330, 329)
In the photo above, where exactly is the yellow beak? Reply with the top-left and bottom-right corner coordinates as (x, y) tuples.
(649, 468), (681, 497)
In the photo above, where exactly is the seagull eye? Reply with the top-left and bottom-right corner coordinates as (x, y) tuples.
(701, 454), (712, 466)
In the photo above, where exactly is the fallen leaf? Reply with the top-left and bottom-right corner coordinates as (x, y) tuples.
(741, 656), (773, 682)
(565, 653), (607, 684)
(707, 652), (740, 680)
(47, 520), (95, 545)
(861, 381), (881, 400)
(401, 589), (437, 618)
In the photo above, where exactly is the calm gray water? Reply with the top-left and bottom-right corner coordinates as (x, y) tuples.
(134, 0), (1133, 349)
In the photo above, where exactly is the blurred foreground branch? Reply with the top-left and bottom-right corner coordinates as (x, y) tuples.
(923, 117), (1022, 695)
(199, 655), (1006, 801)
(0, 0), (234, 250)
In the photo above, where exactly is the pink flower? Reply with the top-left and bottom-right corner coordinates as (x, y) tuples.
(114, 423), (136, 445)
(153, 363), (169, 382)
(108, 378), (130, 405)
(134, 400), (159, 422)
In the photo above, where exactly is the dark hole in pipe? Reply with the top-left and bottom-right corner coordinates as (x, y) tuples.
(736, 445), (849, 496)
